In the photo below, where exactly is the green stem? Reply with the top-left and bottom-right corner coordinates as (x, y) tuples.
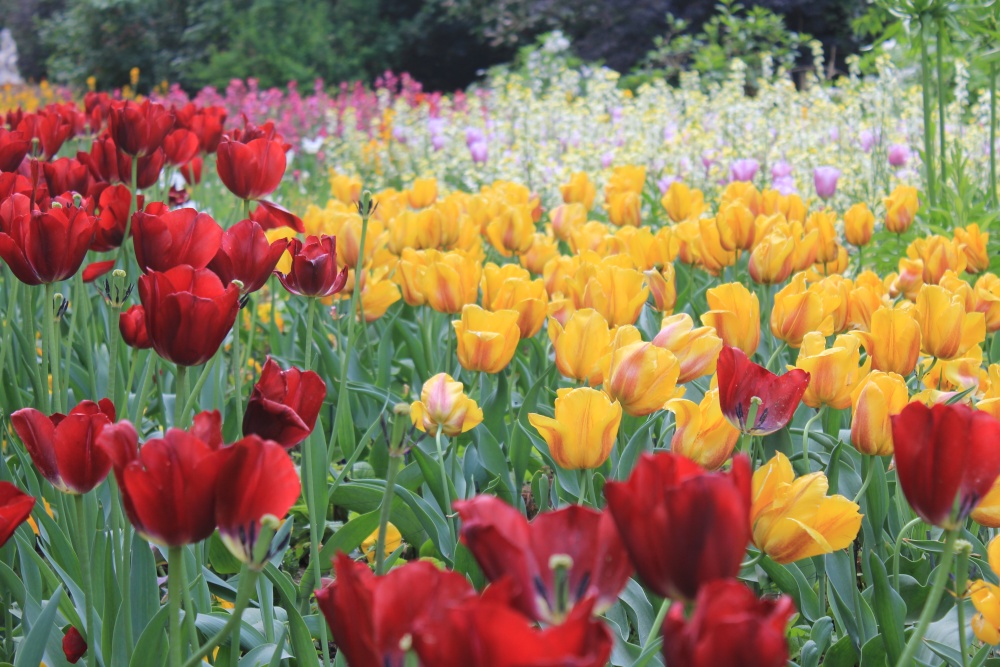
(895, 528), (958, 667)
(174, 364), (188, 429)
(132, 352), (156, 423)
(991, 62), (998, 206)
(637, 597), (671, 663)
(376, 453), (404, 576)
(800, 407), (825, 474)
(232, 323), (243, 433)
(182, 569), (259, 667)
(936, 17), (947, 184)
(434, 430), (456, 547)
(108, 299), (123, 412)
(181, 354), (219, 420)
(893, 517), (924, 590)
(43, 283), (55, 412)
(179, 550), (201, 655)
(765, 341), (786, 372)
(955, 543), (970, 667)
(74, 495), (97, 667)
(585, 466), (597, 507)
(168, 546), (184, 667)
(920, 14), (937, 209)
(852, 455), (874, 504)
(3, 590), (12, 660)
(304, 297), (318, 370)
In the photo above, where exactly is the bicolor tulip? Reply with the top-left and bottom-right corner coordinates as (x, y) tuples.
(717, 346), (810, 436)
(608, 191), (641, 227)
(955, 224), (990, 274)
(485, 204), (535, 256)
(602, 341), (680, 416)
(410, 373), (483, 437)
(854, 304), (921, 376)
(907, 235), (967, 285)
(660, 181), (705, 222)
(884, 185), (919, 234)
(770, 272), (835, 348)
(549, 202), (587, 240)
(850, 371), (909, 456)
(560, 171), (597, 210)
(276, 235), (349, 298)
(665, 389), (740, 470)
(844, 202), (875, 247)
(481, 264), (548, 338)
(529, 387), (621, 470)
(793, 332), (869, 410)
(912, 284), (985, 361)
(716, 201), (756, 251)
(243, 357), (326, 448)
(564, 258), (648, 327)
(652, 313), (722, 383)
(748, 231), (795, 285)
(971, 538), (1000, 643)
(700, 282), (760, 356)
(643, 264), (677, 313)
(132, 205), (223, 273)
(453, 304), (521, 373)
(548, 308), (611, 385)
(0, 482), (35, 547)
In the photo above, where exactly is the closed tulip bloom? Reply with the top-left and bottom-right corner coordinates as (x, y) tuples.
(0, 128), (29, 171)
(0, 197), (96, 285)
(485, 204), (536, 256)
(43, 156), (91, 196)
(663, 580), (795, 667)
(885, 257), (925, 301)
(481, 264), (548, 339)
(813, 166), (840, 199)
(608, 191), (641, 227)
(604, 452), (751, 600)
(850, 371), (909, 456)
(216, 130), (287, 201)
(717, 346), (810, 436)
(162, 128), (200, 167)
(971, 538), (1000, 643)
(12, 399), (116, 495)
(884, 185), (919, 234)
(696, 217), (738, 275)
(413, 249), (482, 314)
(844, 202), (875, 247)
(137, 265), (240, 367)
(913, 284), (986, 360)
(207, 219), (289, 294)
(975, 274), (1000, 333)
(771, 272), (835, 348)
(660, 181), (705, 222)
(92, 184), (136, 251)
(119, 305), (153, 349)
(361, 523), (402, 564)
(716, 201), (756, 251)
(748, 231), (795, 285)
(276, 235), (349, 298)
(605, 165), (646, 199)
(793, 332), (869, 410)
(354, 267), (402, 322)
(243, 357), (326, 448)
(454, 496), (632, 623)
(107, 99), (174, 157)
(853, 304), (921, 376)
(132, 205), (223, 273)
(410, 373), (483, 437)
(751, 452), (862, 563)
(548, 308), (611, 385)
(560, 171), (597, 210)
(529, 387), (622, 470)
(453, 304), (520, 373)
(62, 625), (87, 664)
(0, 482), (35, 548)
(519, 232), (560, 274)
(907, 235), (967, 285)
(602, 341), (680, 416)
(666, 389), (740, 470)
(701, 282), (760, 356)
(549, 202), (587, 240)
(955, 224), (990, 274)
(644, 264), (677, 313)
(653, 313), (722, 383)
(406, 177), (438, 209)
(564, 259), (648, 327)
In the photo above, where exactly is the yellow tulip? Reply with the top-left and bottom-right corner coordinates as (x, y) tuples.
(846, 275), (889, 331)
(643, 264), (677, 313)
(548, 308), (611, 385)
(808, 274), (852, 334)
(793, 332), (870, 410)
(605, 165), (646, 200)
(560, 172), (597, 210)
(608, 191), (642, 227)
(885, 257), (925, 301)
(406, 249), (481, 314)
(481, 265), (548, 339)
(770, 272), (835, 348)
(549, 202), (588, 241)
(751, 452), (863, 564)
(906, 235), (967, 285)
(716, 201), (756, 251)
(884, 185), (919, 234)
(330, 173), (362, 204)
(843, 202), (875, 247)
(519, 232), (561, 275)
(849, 371), (909, 456)
(955, 224), (990, 274)
(563, 259), (648, 327)
(970, 538), (1000, 643)
(386, 207), (460, 254)
(605, 226), (674, 270)
(485, 204), (536, 257)
(912, 284), (986, 360)
(660, 181), (705, 222)
(854, 304), (921, 376)
(265, 227), (298, 275)
(696, 217), (739, 276)
(701, 282), (760, 356)
(361, 522), (403, 564)
(452, 304), (521, 374)
(528, 387), (622, 470)
(976, 365), (1000, 420)
(653, 313), (723, 383)
(748, 231), (795, 285)
(665, 389), (739, 470)
(975, 274), (1000, 333)
(602, 341), (681, 416)
(355, 266), (401, 322)
(804, 210), (839, 264)
(407, 177), (438, 209)
(410, 373), (483, 437)
(569, 220), (609, 255)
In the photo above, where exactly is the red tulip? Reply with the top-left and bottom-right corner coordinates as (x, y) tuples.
(0, 482), (35, 547)
(173, 103), (226, 153)
(62, 626), (87, 664)
(180, 156), (203, 186)
(717, 345), (810, 436)
(275, 235), (349, 298)
(162, 129), (200, 167)
(42, 157), (91, 197)
(98, 412), (226, 546)
(18, 111), (72, 160)
(454, 495), (632, 623)
(92, 184), (141, 251)
(891, 402), (1000, 528)
(107, 100), (174, 157)
(316, 552), (477, 667)
(81, 260), (115, 283)
(0, 196), (96, 285)
(0, 172), (34, 199)
(132, 205), (223, 273)
(119, 305), (153, 349)
(11, 399), (116, 495)
(0, 128), (30, 172)
(249, 200), (305, 233)
(137, 265), (240, 366)
(216, 129), (286, 201)
(662, 580), (795, 667)
(242, 357), (326, 448)
(215, 436), (300, 567)
(80, 135), (123, 184)
(208, 219), (289, 293)
(604, 452), (752, 601)
(123, 149), (166, 190)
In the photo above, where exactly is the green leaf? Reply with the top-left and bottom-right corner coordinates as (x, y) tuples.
(263, 567), (316, 662)
(859, 635), (888, 667)
(868, 551), (906, 664)
(129, 603), (171, 667)
(759, 557), (821, 621)
(823, 635), (859, 667)
(329, 482), (425, 545)
(318, 510), (381, 565)
(13, 586), (63, 667)
(209, 532), (244, 575)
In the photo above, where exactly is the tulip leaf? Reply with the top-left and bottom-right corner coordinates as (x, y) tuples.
(474, 427), (516, 501)
(898, 572), (953, 623)
(859, 635), (889, 667)
(924, 638), (967, 667)
(130, 532), (161, 637)
(759, 557), (821, 621)
(410, 440), (459, 515)
(329, 482), (425, 545)
(821, 635), (858, 667)
(129, 603), (171, 667)
(209, 532), (244, 575)
(317, 509), (380, 565)
(868, 551), (906, 664)
(614, 414), (656, 481)
(620, 579), (656, 641)
(12, 585), (62, 667)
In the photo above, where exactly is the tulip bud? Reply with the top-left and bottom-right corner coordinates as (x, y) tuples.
(409, 373), (483, 437)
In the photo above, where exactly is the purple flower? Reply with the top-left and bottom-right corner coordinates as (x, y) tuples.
(657, 175), (680, 194)
(469, 140), (488, 164)
(859, 130), (876, 153)
(601, 152), (614, 168)
(888, 144), (910, 167)
(813, 166), (841, 199)
(431, 134), (446, 151)
(828, 127), (840, 142)
(773, 176), (798, 195)
(771, 160), (793, 180)
(729, 158), (760, 183)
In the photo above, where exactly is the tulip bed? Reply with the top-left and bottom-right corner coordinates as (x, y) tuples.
(2, 49), (1000, 667)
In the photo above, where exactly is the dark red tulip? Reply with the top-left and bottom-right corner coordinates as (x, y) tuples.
(215, 436), (300, 567)
(250, 200), (305, 233)
(80, 135), (123, 183)
(121, 148), (166, 190)
(132, 205), (223, 273)
(107, 100), (174, 157)
(242, 357), (326, 448)
(81, 260), (115, 283)
(216, 132), (286, 201)
(0, 197), (96, 285)
(18, 111), (72, 160)
(168, 186), (189, 207)
(180, 156), (203, 186)
(454, 495), (632, 623)
(173, 103), (226, 153)
(98, 412), (226, 546)
(316, 552), (477, 667)
(0, 128), (30, 172)
(275, 235), (349, 298)
(11, 399), (116, 495)
(0, 482), (35, 547)
(137, 265), (240, 366)
(42, 157), (91, 197)
(119, 305), (153, 349)
(891, 402), (1000, 529)
(208, 219), (289, 293)
(92, 184), (141, 251)
(62, 626), (88, 664)
(604, 452), (752, 601)
(162, 129), (200, 167)
(0, 172), (34, 199)
(717, 346), (810, 436)
(84, 92), (114, 134)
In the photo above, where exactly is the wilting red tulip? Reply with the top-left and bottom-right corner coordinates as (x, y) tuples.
(208, 219), (289, 293)
(162, 129), (200, 167)
(62, 626), (87, 664)
(11, 399), (115, 495)
(173, 103), (226, 153)
(215, 436), (300, 568)
(717, 345), (810, 436)
(275, 235), (349, 298)
(316, 553), (477, 667)
(662, 580), (795, 667)
(107, 100), (174, 157)
(132, 204), (223, 273)
(18, 111), (72, 160)
(98, 413), (227, 546)
(119, 305), (153, 349)
(454, 495), (632, 623)
(0, 196), (96, 285)
(891, 402), (1000, 529)
(604, 452), (752, 600)
(249, 200), (305, 233)
(0, 482), (35, 547)
(180, 156), (203, 186)
(243, 357), (326, 448)
(42, 157), (90, 196)
(92, 184), (141, 251)
(0, 128), (30, 172)
(137, 265), (240, 366)
(216, 129), (287, 201)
